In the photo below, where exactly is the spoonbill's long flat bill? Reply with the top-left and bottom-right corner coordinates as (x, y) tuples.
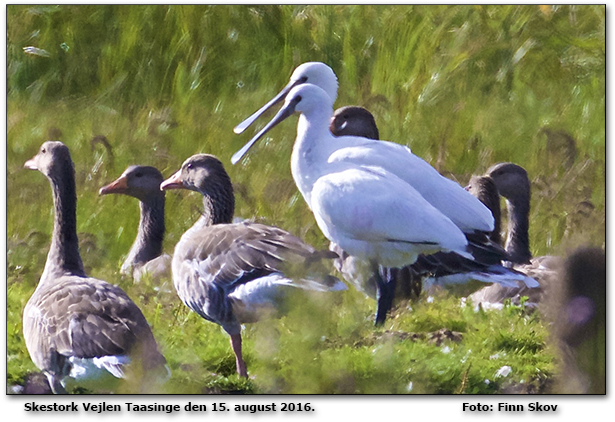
(234, 62), (338, 135)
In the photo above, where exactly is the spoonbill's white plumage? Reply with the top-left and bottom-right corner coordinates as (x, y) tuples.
(329, 106), (421, 302)
(232, 62), (494, 235)
(234, 83), (479, 324)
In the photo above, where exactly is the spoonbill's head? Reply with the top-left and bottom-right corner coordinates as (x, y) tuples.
(232, 84), (333, 165)
(330, 106), (380, 140)
(234, 62), (338, 135)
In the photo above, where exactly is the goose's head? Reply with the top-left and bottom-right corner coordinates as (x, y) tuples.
(486, 162), (530, 202)
(161, 154), (233, 197)
(24, 141), (74, 180)
(99, 165), (164, 202)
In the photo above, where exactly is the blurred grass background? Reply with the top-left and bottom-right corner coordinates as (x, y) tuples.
(6, 5), (605, 394)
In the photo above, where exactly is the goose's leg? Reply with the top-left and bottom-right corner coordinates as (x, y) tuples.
(374, 264), (397, 326)
(46, 350), (69, 394)
(230, 333), (248, 378)
(45, 373), (68, 394)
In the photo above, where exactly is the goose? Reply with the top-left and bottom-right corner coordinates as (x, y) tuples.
(233, 83), (500, 325)
(486, 163), (533, 264)
(99, 165), (171, 282)
(22, 141), (168, 394)
(464, 175), (501, 245)
(159, 153), (346, 378)
(465, 163), (561, 309)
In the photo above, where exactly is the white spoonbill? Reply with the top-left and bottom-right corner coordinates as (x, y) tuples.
(234, 62), (338, 135)
(233, 62), (494, 235)
(233, 84), (475, 324)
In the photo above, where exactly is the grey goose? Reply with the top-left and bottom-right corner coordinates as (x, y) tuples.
(466, 163), (561, 309)
(99, 165), (171, 282)
(22, 141), (167, 393)
(160, 153), (346, 378)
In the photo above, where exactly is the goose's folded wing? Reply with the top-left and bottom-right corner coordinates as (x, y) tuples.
(26, 276), (160, 362)
(176, 222), (339, 292)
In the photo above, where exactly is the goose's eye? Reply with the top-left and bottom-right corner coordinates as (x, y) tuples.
(41, 148), (46, 154)
(186, 163), (193, 170)
(135, 172), (143, 178)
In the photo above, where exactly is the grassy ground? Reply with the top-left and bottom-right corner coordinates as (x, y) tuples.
(6, 5), (604, 394)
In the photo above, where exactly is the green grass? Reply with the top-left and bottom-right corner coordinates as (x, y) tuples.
(6, 5), (604, 394)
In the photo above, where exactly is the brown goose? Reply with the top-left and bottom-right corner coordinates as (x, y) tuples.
(160, 154), (346, 378)
(99, 165), (171, 282)
(485, 163), (533, 264)
(465, 163), (561, 309)
(23, 141), (167, 393)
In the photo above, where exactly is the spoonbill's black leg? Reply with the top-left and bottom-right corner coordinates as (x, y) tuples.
(374, 265), (397, 326)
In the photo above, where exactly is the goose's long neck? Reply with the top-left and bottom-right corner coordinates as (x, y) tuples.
(124, 195), (165, 271)
(41, 167), (86, 286)
(476, 183), (502, 245)
(505, 193), (532, 264)
(290, 107), (336, 207)
(191, 186), (235, 231)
